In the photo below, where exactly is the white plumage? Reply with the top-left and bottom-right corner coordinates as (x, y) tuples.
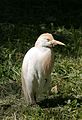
(21, 33), (65, 105)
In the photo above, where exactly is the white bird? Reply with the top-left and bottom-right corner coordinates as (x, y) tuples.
(21, 33), (65, 105)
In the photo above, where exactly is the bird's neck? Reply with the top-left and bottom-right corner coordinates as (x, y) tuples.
(35, 46), (53, 52)
(41, 48), (54, 76)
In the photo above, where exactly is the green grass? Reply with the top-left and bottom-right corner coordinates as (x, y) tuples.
(0, 23), (82, 120)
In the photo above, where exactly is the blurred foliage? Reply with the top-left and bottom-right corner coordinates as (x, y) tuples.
(0, 23), (82, 56)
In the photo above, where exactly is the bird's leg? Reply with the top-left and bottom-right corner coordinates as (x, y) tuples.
(44, 77), (51, 96)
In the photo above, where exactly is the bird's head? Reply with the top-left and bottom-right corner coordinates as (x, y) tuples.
(35, 33), (65, 48)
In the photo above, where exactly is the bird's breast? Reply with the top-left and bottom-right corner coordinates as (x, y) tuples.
(41, 51), (54, 76)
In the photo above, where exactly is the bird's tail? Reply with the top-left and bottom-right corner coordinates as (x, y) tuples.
(21, 71), (30, 105)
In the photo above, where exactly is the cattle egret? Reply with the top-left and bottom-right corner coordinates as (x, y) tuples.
(21, 33), (65, 105)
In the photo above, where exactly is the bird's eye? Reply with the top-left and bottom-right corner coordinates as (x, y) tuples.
(47, 38), (50, 41)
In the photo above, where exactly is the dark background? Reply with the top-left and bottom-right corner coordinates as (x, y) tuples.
(0, 0), (82, 28)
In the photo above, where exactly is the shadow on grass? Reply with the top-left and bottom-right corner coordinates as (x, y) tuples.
(37, 95), (82, 108)
(37, 95), (66, 108)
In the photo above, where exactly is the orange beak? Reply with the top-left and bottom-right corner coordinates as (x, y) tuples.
(51, 39), (65, 46)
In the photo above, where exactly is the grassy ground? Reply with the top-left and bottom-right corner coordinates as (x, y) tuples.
(0, 23), (82, 120)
